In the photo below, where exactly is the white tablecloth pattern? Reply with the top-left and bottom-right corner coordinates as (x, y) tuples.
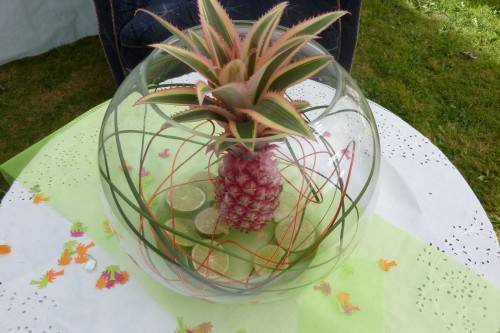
(1, 98), (498, 332)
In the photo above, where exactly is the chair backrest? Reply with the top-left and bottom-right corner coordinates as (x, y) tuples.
(94, 0), (362, 84)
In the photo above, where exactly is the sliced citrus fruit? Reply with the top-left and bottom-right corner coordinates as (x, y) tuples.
(191, 243), (229, 279)
(275, 218), (317, 252)
(163, 218), (198, 247)
(273, 202), (295, 223)
(195, 207), (229, 236)
(189, 171), (216, 202)
(165, 185), (206, 213)
(254, 244), (288, 276)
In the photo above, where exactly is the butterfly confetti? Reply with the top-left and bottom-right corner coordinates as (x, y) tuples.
(379, 259), (397, 272)
(337, 292), (360, 315)
(96, 265), (129, 289)
(323, 131), (332, 138)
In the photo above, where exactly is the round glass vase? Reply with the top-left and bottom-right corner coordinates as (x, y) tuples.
(98, 22), (381, 303)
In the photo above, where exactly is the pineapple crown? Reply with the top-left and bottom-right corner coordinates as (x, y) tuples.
(135, 0), (346, 152)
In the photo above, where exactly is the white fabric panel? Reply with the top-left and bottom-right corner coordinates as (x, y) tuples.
(0, 0), (98, 65)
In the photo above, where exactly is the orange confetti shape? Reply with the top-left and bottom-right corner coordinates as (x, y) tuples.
(119, 271), (129, 285)
(76, 242), (95, 256)
(96, 277), (107, 289)
(46, 269), (64, 282)
(33, 194), (49, 204)
(0, 244), (11, 255)
(379, 259), (397, 272)
(58, 249), (72, 266)
(337, 292), (360, 315)
(74, 254), (89, 264)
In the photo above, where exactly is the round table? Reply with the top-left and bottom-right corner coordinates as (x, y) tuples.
(1, 95), (498, 332)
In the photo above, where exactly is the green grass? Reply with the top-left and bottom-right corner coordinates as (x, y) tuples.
(0, 0), (498, 234)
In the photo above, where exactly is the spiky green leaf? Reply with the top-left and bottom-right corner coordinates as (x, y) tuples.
(188, 30), (211, 58)
(137, 9), (196, 51)
(214, 132), (236, 153)
(268, 55), (332, 91)
(198, 0), (239, 49)
(168, 105), (233, 124)
(229, 120), (257, 150)
(151, 44), (219, 84)
(206, 25), (232, 66)
(255, 3), (287, 57)
(248, 35), (314, 103)
(246, 49), (258, 77)
(135, 87), (199, 106)
(219, 59), (246, 85)
(241, 2), (287, 71)
(238, 93), (313, 138)
(270, 11), (347, 54)
(195, 81), (212, 104)
(212, 82), (251, 109)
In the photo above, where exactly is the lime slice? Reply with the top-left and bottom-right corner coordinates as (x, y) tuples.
(165, 185), (206, 213)
(163, 218), (198, 247)
(254, 244), (288, 276)
(191, 243), (229, 279)
(189, 171), (216, 202)
(195, 207), (229, 236)
(274, 203), (294, 223)
(275, 218), (317, 252)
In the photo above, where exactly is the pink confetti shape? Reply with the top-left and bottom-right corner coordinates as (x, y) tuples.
(105, 279), (116, 289)
(313, 282), (332, 296)
(323, 131), (332, 138)
(140, 168), (150, 177)
(70, 230), (84, 237)
(159, 149), (170, 158)
(340, 147), (352, 160)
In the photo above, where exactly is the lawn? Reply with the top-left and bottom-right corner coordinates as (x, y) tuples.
(0, 0), (498, 234)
